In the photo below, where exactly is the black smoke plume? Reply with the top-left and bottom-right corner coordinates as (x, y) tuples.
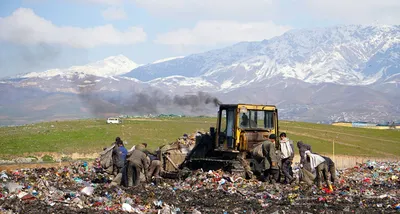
(173, 91), (221, 108)
(76, 79), (221, 117)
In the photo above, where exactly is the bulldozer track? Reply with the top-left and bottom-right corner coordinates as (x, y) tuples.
(188, 158), (246, 176)
(189, 158), (238, 163)
(280, 129), (397, 158)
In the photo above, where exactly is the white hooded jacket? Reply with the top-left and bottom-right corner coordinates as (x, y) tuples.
(280, 138), (294, 159)
(305, 150), (325, 170)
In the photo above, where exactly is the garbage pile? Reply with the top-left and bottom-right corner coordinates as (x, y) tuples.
(158, 132), (202, 156)
(174, 132), (201, 148)
(157, 132), (205, 174)
(0, 160), (399, 213)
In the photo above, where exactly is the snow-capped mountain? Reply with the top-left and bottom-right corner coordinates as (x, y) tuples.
(23, 55), (139, 79)
(148, 75), (219, 95)
(1, 25), (399, 125)
(152, 56), (185, 64)
(125, 25), (399, 89)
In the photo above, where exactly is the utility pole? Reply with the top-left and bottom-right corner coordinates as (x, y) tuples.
(333, 135), (338, 163)
(333, 139), (335, 164)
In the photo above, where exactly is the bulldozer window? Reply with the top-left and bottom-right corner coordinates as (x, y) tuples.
(218, 109), (235, 148)
(264, 111), (274, 129)
(220, 110), (227, 133)
(240, 112), (250, 128)
(247, 110), (274, 129)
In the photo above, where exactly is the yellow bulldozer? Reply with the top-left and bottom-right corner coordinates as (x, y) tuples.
(159, 104), (279, 178)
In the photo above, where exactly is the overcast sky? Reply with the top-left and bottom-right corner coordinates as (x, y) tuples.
(0, 0), (399, 78)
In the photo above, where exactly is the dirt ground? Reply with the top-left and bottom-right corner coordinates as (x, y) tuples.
(0, 162), (74, 172)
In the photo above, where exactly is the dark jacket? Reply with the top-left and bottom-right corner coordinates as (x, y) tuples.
(321, 155), (334, 168)
(119, 146), (128, 162)
(112, 145), (126, 168)
(262, 141), (279, 170)
(143, 149), (158, 161)
(126, 149), (150, 170)
(297, 141), (312, 166)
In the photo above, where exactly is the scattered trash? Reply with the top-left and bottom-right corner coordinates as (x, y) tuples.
(192, 209), (202, 214)
(80, 186), (94, 196)
(0, 171), (8, 179)
(5, 182), (23, 193)
(0, 160), (399, 213)
(17, 192), (28, 199)
(122, 203), (134, 212)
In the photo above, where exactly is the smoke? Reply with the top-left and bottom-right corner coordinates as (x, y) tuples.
(0, 42), (89, 79)
(125, 90), (221, 115)
(76, 80), (221, 117)
(20, 43), (62, 68)
(76, 76), (119, 117)
(128, 90), (168, 114)
(0, 43), (62, 78)
(173, 91), (221, 108)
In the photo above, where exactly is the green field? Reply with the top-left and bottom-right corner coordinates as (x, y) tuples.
(280, 121), (400, 157)
(0, 118), (399, 159)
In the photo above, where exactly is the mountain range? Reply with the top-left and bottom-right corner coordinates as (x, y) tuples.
(1, 25), (399, 126)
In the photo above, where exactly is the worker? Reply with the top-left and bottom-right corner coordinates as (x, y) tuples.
(139, 143), (162, 180)
(108, 140), (127, 185)
(122, 146), (149, 187)
(177, 134), (189, 145)
(321, 155), (336, 183)
(183, 134), (188, 141)
(297, 141), (313, 172)
(119, 141), (128, 162)
(279, 133), (295, 184)
(240, 113), (249, 127)
(304, 150), (333, 190)
(311, 152), (336, 184)
(112, 137), (125, 176)
(262, 134), (280, 184)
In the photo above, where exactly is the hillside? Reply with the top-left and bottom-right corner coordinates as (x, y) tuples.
(0, 118), (399, 160)
(1, 25), (399, 125)
(125, 25), (399, 86)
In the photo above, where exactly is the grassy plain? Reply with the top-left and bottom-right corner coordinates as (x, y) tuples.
(0, 118), (399, 159)
(279, 121), (400, 157)
(0, 118), (215, 158)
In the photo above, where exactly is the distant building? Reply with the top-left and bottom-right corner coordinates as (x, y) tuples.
(332, 122), (352, 127)
(332, 121), (400, 129)
(351, 122), (377, 127)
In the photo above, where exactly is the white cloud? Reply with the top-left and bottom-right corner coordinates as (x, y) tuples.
(304, 0), (400, 25)
(155, 20), (291, 46)
(0, 8), (146, 48)
(132, 0), (278, 21)
(132, 0), (400, 25)
(76, 0), (123, 5)
(102, 7), (127, 20)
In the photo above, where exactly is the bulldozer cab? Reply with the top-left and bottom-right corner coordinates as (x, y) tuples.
(215, 104), (278, 152)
